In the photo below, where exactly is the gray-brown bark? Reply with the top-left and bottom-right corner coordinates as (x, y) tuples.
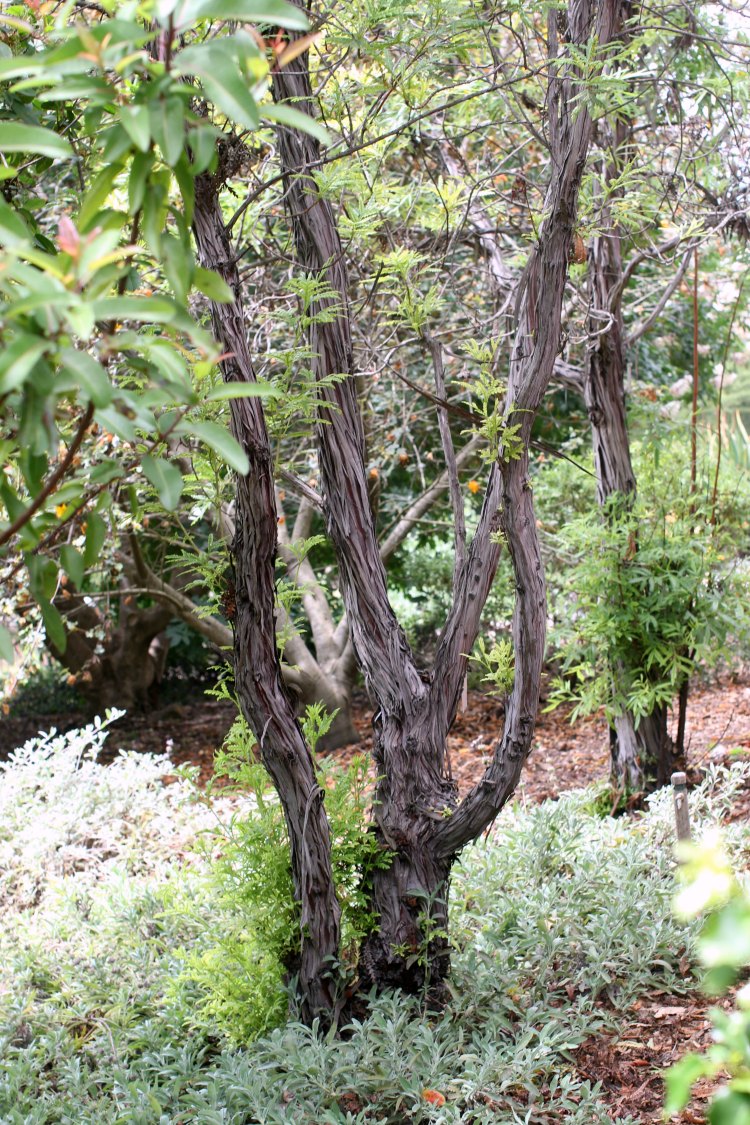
(272, 47), (453, 994)
(192, 169), (341, 1023)
(582, 6), (675, 793)
(48, 590), (171, 713)
(271, 0), (612, 997)
(435, 0), (612, 858)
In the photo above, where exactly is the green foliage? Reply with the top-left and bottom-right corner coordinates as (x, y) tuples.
(469, 635), (515, 697)
(179, 710), (391, 1042)
(546, 436), (750, 726)
(7, 721), (749, 1122)
(0, 0), (317, 652)
(665, 828), (750, 1123)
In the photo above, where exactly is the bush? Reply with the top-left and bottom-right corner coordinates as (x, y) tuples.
(3, 718), (749, 1123)
(176, 708), (392, 1043)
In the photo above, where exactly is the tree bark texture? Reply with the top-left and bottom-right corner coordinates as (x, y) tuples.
(583, 2), (675, 792)
(192, 170), (341, 1023)
(271, 0), (613, 997)
(273, 48), (458, 994)
(48, 591), (171, 713)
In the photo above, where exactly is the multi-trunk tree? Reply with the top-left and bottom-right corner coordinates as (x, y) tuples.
(3, 0), (725, 1023)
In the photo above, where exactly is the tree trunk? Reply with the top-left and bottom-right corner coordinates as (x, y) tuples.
(584, 80), (675, 793)
(612, 704), (673, 793)
(48, 591), (171, 713)
(271, 0), (610, 997)
(192, 167), (341, 1023)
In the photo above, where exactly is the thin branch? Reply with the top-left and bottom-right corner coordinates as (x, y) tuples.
(0, 404), (94, 549)
(425, 333), (465, 594)
(625, 244), (695, 346)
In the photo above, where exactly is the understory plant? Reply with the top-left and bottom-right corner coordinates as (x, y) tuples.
(546, 445), (750, 731)
(4, 719), (750, 1123)
(177, 706), (392, 1042)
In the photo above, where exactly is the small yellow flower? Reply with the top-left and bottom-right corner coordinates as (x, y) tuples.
(467, 479), (481, 494)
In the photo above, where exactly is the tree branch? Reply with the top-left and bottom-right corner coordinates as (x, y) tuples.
(0, 403), (94, 549)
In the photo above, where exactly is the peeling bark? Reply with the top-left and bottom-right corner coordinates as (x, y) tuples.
(270, 0), (613, 998)
(192, 172), (341, 1023)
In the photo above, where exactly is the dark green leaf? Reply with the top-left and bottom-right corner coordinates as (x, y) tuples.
(40, 599), (67, 653)
(83, 512), (107, 567)
(710, 1089), (750, 1125)
(193, 266), (233, 303)
(180, 0), (309, 27)
(59, 348), (113, 408)
(206, 381), (278, 400)
(263, 102), (331, 146)
(60, 544), (85, 589)
(141, 454), (184, 510)
(185, 420), (249, 473)
(118, 105), (151, 153)
(150, 96), (185, 166)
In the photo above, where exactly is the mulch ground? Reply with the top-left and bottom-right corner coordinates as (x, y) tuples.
(3, 671), (750, 1123)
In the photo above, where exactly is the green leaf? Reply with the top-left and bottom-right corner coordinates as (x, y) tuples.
(27, 554), (58, 602)
(83, 512), (107, 567)
(118, 105), (151, 153)
(78, 163), (123, 232)
(664, 1053), (712, 1115)
(710, 1089), (750, 1125)
(59, 347), (113, 408)
(128, 150), (153, 216)
(141, 454), (184, 510)
(206, 381), (278, 400)
(193, 266), (234, 303)
(161, 231), (193, 304)
(0, 122), (73, 158)
(179, 0), (309, 27)
(263, 103), (331, 146)
(40, 599), (67, 653)
(0, 197), (31, 244)
(90, 296), (177, 323)
(187, 125), (217, 174)
(150, 96), (185, 166)
(175, 45), (260, 130)
(0, 335), (47, 394)
(0, 623), (14, 664)
(185, 420), (249, 474)
(60, 544), (85, 589)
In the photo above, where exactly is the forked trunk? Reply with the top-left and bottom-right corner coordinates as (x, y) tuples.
(612, 706), (675, 794)
(359, 708), (456, 995)
(270, 0), (615, 999)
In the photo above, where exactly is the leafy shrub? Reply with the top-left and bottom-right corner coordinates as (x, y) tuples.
(546, 435), (750, 725)
(0, 711), (226, 914)
(176, 707), (392, 1043)
(3, 718), (748, 1123)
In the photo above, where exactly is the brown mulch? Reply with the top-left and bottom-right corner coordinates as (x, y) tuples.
(574, 990), (734, 1124)
(3, 672), (750, 1124)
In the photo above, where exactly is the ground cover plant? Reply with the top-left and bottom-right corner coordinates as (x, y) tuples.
(3, 0), (749, 1021)
(2, 719), (749, 1124)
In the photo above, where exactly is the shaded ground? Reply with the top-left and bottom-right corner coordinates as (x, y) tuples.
(2, 671), (750, 1123)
